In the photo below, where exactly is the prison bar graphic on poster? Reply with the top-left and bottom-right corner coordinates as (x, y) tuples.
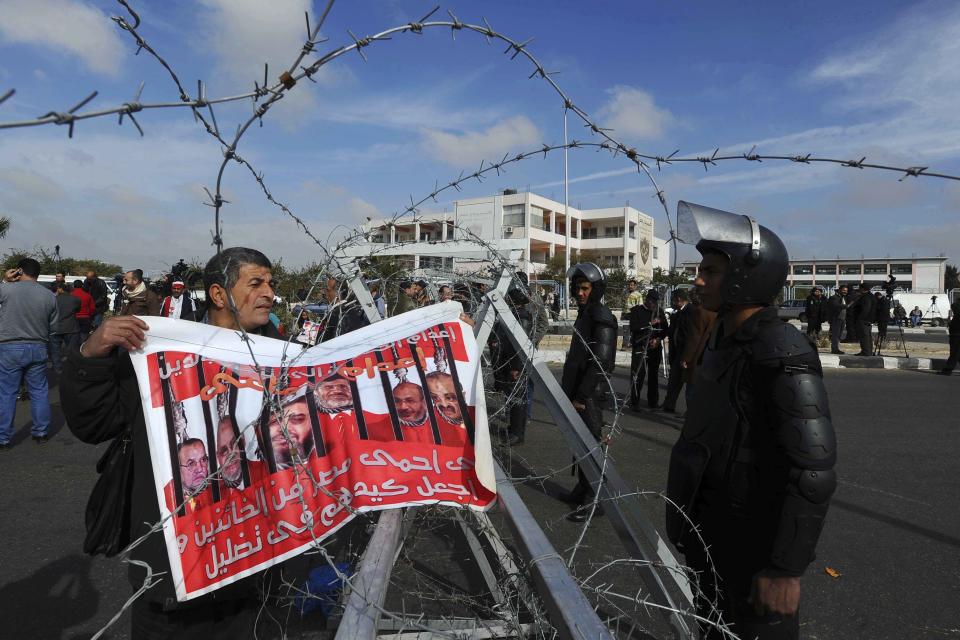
(128, 303), (496, 602)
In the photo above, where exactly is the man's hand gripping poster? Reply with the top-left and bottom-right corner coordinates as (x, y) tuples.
(129, 302), (496, 602)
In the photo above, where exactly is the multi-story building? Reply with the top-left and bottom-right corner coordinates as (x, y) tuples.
(356, 190), (671, 280)
(679, 255), (950, 292)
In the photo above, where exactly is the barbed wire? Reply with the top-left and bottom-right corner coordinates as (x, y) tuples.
(3, 1), (870, 637)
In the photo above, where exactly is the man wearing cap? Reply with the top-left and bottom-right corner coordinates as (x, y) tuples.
(627, 289), (669, 410)
(666, 202), (836, 639)
(160, 280), (194, 320)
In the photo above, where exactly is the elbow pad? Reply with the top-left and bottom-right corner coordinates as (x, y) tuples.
(592, 324), (618, 373)
(769, 368), (838, 574)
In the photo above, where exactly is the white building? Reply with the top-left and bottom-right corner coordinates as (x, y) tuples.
(358, 190), (671, 280)
(680, 255), (949, 292)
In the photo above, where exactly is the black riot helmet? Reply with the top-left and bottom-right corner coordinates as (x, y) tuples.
(567, 262), (606, 304)
(507, 271), (531, 306)
(677, 201), (788, 305)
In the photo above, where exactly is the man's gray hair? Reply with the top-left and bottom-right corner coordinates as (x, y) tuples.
(203, 247), (272, 299)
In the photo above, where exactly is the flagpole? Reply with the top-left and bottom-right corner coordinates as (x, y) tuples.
(563, 107), (570, 320)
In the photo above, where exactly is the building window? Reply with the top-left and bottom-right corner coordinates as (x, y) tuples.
(653, 246), (658, 260)
(602, 255), (624, 267)
(502, 204), (525, 227)
(530, 209), (544, 230)
(815, 264), (837, 274)
(890, 263), (912, 274)
(794, 265), (813, 275)
(582, 227), (598, 239)
(420, 232), (432, 241)
(602, 226), (624, 238)
(840, 265), (861, 274)
(629, 253), (635, 269)
(629, 222), (636, 239)
(864, 264), (886, 274)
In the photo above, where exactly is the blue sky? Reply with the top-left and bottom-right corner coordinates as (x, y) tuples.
(1, 0), (958, 272)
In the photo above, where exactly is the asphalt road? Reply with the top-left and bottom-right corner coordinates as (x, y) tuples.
(0, 366), (957, 639)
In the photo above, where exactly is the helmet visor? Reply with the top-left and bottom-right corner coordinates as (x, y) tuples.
(677, 201), (754, 246)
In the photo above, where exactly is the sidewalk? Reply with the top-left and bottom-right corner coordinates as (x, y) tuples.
(534, 348), (952, 372)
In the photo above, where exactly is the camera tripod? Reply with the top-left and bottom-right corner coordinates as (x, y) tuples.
(874, 319), (908, 358)
(923, 296), (942, 326)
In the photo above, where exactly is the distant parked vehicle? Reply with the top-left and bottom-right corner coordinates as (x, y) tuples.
(777, 299), (808, 322)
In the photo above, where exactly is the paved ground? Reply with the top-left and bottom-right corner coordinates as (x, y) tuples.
(1, 366), (957, 638)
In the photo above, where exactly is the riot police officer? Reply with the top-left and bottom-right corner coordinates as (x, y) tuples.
(560, 263), (618, 523)
(491, 275), (533, 446)
(666, 202), (837, 639)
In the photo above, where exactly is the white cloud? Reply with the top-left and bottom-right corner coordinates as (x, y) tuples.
(420, 116), (542, 166)
(0, 0), (124, 76)
(197, 0), (345, 127)
(595, 86), (675, 141)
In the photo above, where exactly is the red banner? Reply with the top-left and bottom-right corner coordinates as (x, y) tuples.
(130, 304), (495, 601)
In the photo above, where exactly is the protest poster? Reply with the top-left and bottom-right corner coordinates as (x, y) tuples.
(128, 302), (496, 602)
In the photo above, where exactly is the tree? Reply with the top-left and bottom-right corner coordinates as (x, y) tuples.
(651, 267), (692, 289)
(0, 216), (9, 239)
(945, 264), (959, 291)
(1, 247), (121, 276)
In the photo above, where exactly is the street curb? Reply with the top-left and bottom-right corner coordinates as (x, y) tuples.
(536, 349), (948, 372)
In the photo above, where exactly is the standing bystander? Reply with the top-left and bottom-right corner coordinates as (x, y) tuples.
(938, 300), (960, 375)
(50, 282), (81, 373)
(159, 281), (194, 320)
(71, 279), (96, 339)
(851, 283), (876, 356)
(661, 289), (693, 413)
(874, 292), (890, 353)
(120, 269), (161, 316)
(804, 287), (826, 342)
(83, 270), (109, 328)
(0, 259), (57, 448)
(827, 285), (849, 354)
(628, 290), (668, 410)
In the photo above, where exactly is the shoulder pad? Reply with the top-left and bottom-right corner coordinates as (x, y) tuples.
(588, 303), (618, 328)
(751, 320), (813, 363)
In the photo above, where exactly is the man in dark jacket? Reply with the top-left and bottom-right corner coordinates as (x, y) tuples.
(50, 282), (81, 373)
(850, 282), (876, 356)
(874, 292), (891, 352)
(560, 262), (617, 523)
(826, 285), (849, 354)
(83, 270), (109, 328)
(491, 278), (534, 445)
(804, 287), (826, 341)
(661, 289), (693, 413)
(938, 300), (960, 375)
(62, 247), (283, 638)
(628, 289), (669, 410)
(667, 202), (836, 639)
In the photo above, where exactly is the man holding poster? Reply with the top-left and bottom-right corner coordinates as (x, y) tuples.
(63, 247), (495, 638)
(63, 248), (284, 638)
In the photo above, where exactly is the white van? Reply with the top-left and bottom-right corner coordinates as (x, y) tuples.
(892, 292), (951, 326)
(37, 274), (118, 310)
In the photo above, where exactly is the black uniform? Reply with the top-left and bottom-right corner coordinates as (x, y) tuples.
(628, 303), (668, 408)
(942, 301), (960, 373)
(662, 302), (694, 412)
(561, 297), (617, 505)
(669, 200), (837, 640)
(826, 292), (848, 353)
(875, 295), (891, 345)
(667, 307), (837, 639)
(851, 289), (876, 355)
(804, 294), (826, 337)
(492, 303), (532, 442)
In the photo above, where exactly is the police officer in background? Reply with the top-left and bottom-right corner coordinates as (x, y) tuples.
(491, 276), (533, 446)
(560, 263), (618, 523)
(851, 282), (876, 356)
(666, 202), (837, 639)
(627, 289), (668, 410)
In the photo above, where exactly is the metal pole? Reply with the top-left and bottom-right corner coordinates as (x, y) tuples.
(563, 107), (570, 321)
